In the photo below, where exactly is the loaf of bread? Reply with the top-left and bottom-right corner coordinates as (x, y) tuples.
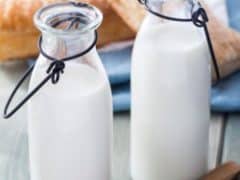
(202, 161), (240, 180)
(107, 0), (145, 32)
(0, 0), (135, 61)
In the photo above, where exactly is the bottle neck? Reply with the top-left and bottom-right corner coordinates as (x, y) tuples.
(146, 0), (193, 21)
(34, 2), (102, 62)
(41, 31), (96, 60)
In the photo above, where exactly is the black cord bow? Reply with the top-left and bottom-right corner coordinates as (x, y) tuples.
(192, 7), (209, 27)
(47, 61), (65, 84)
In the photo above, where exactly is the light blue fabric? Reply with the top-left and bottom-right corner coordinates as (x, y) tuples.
(99, 47), (131, 85)
(99, 47), (131, 112)
(111, 83), (130, 112)
(212, 71), (240, 112)
(227, 0), (240, 31)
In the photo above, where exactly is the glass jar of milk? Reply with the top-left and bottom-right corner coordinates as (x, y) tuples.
(28, 2), (112, 180)
(131, 0), (211, 180)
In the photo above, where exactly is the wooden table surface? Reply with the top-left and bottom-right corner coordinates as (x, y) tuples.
(0, 62), (240, 180)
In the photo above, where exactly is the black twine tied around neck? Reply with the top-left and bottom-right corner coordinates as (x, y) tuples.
(46, 60), (65, 84)
(3, 10), (98, 119)
(139, 0), (221, 81)
(192, 6), (209, 27)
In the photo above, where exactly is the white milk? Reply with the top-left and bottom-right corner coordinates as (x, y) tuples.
(28, 52), (113, 180)
(131, 15), (211, 180)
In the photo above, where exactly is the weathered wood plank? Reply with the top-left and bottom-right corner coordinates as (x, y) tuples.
(0, 62), (29, 180)
(112, 112), (224, 179)
(222, 114), (240, 164)
(208, 113), (225, 170)
(113, 112), (131, 180)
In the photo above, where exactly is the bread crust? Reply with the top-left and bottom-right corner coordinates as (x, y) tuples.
(0, 0), (135, 61)
(0, 0), (110, 32)
(0, 31), (39, 61)
(108, 0), (145, 32)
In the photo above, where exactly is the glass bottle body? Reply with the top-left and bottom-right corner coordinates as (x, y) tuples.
(131, 2), (211, 179)
(28, 3), (113, 180)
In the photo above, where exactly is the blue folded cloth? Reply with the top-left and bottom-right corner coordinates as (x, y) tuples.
(212, 71), (240, 112)
(111, 83), (130, 112)
(99, 46), (131, 112)
(227, 0), (240, 31)
(99, 46), (131, 85)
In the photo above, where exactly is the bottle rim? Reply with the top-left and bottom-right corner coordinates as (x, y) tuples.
(34, 2), (103, 36)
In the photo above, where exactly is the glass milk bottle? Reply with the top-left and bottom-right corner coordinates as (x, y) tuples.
(28, 2), (112, 180)
(131, 0), (211, 180)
